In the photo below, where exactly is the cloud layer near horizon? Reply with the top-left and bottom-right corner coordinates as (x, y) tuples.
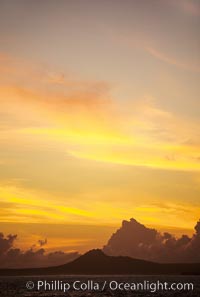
(103, 218), (200, 263)
(1, 217), (200, 268)
(0, 232), (79, 268)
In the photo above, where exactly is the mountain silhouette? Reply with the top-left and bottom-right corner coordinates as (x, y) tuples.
(0, 249), (200, 276)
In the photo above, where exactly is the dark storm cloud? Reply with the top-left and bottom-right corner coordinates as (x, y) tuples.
(0, 233), (79, 268)
(103, 218), (200, 263)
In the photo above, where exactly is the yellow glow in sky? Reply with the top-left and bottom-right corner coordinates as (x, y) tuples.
(0, 0), (200, 253)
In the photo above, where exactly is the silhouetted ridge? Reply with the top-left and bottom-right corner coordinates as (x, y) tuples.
(81, 249), (105, 258)
(0, 249), (200, 275)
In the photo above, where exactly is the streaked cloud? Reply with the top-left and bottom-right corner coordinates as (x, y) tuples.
(145, 46), (200, 73)
(0, 56), (200, 171)
(0, 0), (199, 254)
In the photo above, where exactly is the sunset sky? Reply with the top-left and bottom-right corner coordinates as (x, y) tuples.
(0, 0), (200, 253)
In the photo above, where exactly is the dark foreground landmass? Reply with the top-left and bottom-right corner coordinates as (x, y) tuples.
(0, 249), (200, 276)
(1, 275), (200, 297)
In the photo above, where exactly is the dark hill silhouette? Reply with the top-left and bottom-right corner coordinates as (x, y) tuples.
(0, 249), (200, 276)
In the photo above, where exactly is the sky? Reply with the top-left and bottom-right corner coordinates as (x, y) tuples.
(0, 0), (200, 254)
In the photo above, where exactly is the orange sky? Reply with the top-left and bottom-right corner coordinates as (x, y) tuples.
(0, 0), (199, 253)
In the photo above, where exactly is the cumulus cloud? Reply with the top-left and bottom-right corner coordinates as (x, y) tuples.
(103, 218), (200, 263)
(0, 233), (17, 255)
(0, 233), (79, 268)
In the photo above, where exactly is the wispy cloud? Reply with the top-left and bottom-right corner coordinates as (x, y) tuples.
(111, 33), (200, 73)
(145, 46), (200, 73)
(0, 55), (200, 172)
